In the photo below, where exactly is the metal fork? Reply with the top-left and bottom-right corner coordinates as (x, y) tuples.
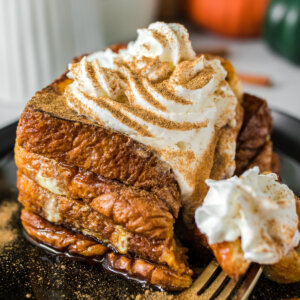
(177, 260), (262, 300)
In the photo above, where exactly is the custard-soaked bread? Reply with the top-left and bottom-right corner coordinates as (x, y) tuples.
(17, 172), (191, 276)
(21, 209), (192, 290)
(264, 246), (300, 284)
(15, 144), (174, 240)
(210, 239), (250, 280)
(192, 231), (250, 280)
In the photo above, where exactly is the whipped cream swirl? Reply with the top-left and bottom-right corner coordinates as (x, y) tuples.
(195, 167), (300, 264)
(66, 22), (239, 224)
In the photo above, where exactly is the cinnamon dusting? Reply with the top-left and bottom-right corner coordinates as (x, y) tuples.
(128, 57), (172, 83)
(151, 31), (168, 47)
(153, 81), (192, 105)
(120, 101), (209, 131)
(127, 71), (167, 111)
(171, 60), (214, 90)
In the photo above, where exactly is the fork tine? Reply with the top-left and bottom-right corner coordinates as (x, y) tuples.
(233, 264), (262, 300)
(177, 261), (262, 300)
(215, 277), (237, 300)
(199, 271), (228, 299)
(177, 260), (219, 299)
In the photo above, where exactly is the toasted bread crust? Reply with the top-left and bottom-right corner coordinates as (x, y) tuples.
(248, 141), (273, 173)
(263, 246), (300, 284)
(17, 104), (181, 217)
(21, 209), (108, 257)
(21, 209), (192, 290)
(17, 172), (190, 275)
(107, 252), (192, 291)
(235, 94), (273, 175)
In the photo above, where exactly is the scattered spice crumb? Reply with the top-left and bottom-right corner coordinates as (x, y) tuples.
(134, 289), (175, 300)
(0, 201), (19, 251)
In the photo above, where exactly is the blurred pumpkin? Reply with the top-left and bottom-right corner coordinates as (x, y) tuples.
(187, 0), (270, 37)
(264, 0), (300, 64)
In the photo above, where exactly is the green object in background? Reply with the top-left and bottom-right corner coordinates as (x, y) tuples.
(264, 0), (300, 64)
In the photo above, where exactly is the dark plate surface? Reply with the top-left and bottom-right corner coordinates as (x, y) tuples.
(0, 111), (300, 300)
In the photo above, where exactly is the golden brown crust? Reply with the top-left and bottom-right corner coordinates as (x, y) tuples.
(248, 141), (273, 173)
(107, 252), (192, 291)
(235, 94), (273, 175)
(17, 172), (190, 275)
(219, 57), (244, 101)
(21, 209), (108, 257)
(16, 105), (181, 217)
(22, 209), (192, 291)
(210, 239), (250, 280)
(15, 144), (174, 240)
(211, 102), (244, 180)
(263, 246), (300, 284)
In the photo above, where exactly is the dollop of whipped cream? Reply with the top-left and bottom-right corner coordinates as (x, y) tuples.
(195, 167), (300, 264)
(66, 22), (239, 224)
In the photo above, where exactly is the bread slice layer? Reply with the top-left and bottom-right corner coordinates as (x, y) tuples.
(17, 172), (191, 275)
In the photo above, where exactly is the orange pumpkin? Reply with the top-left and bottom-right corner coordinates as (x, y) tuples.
(187, 0), (270, 37)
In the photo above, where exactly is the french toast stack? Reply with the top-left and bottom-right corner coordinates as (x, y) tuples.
(15, 70), (194, 290)
(15, 45), (278, 290)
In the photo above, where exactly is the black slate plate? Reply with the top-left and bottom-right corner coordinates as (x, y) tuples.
(0, 110), (299, 300)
